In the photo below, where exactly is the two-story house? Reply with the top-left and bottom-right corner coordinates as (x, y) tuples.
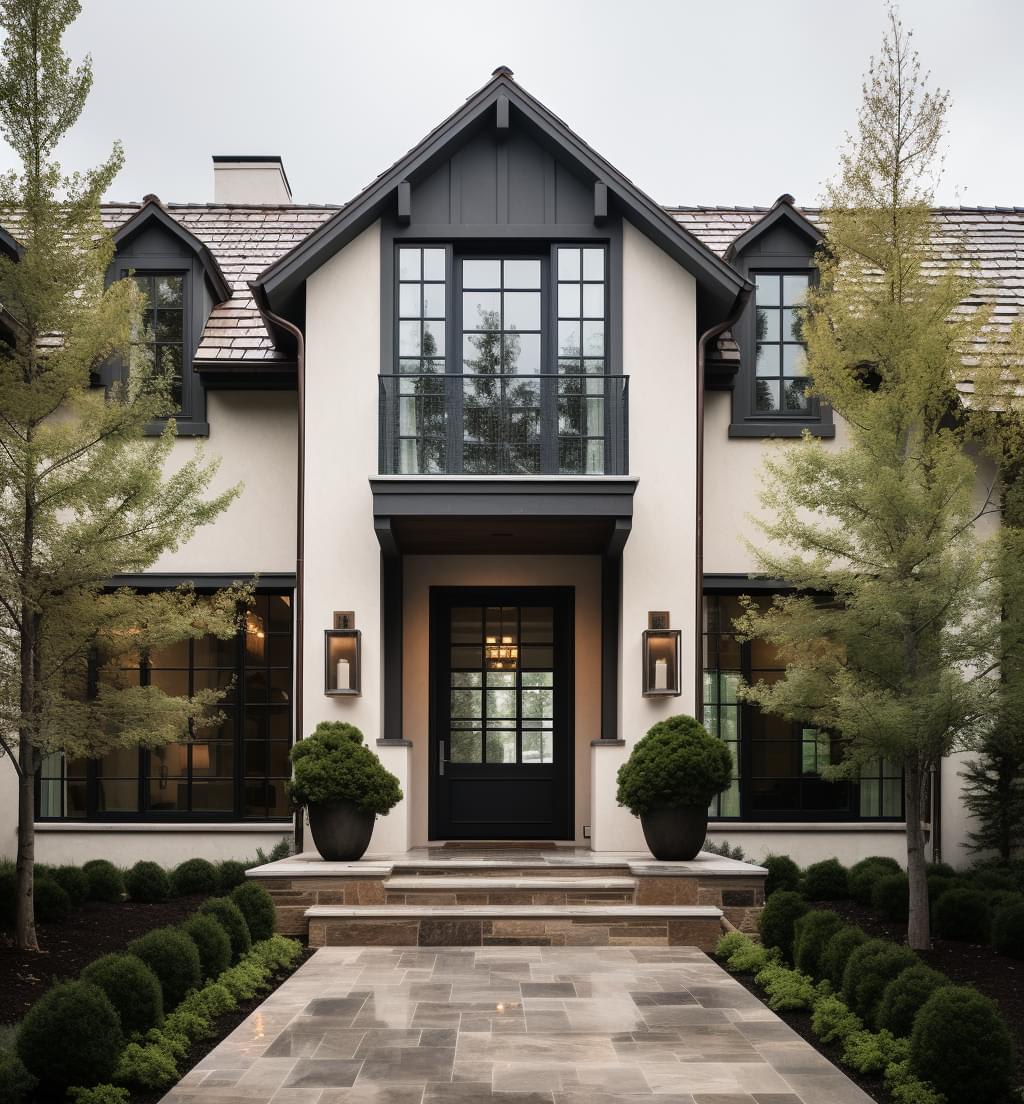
(8, 69), (1022, 871)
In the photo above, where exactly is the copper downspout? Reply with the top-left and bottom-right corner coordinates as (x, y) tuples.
(695, 288), (752, 712)
(251, 286), (306, 854)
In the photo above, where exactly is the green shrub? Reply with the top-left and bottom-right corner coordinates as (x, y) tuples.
(179, 981), (237, 1020)
(34, 876), (72, 922)
(198, 896), (251, 962)
(793, 909), (845, 979)
(16, 980), (122, 1091)
(161, 1005), (212, 1043)
(68, 1087), (130, 1104)
(81, 952), (164, 1035)
(169, 857), (220, 897)
(850, 855), (902, 879)
(762, 854), (801, 897)
(51, 865), (90, 906)
(615, 715), (733, 816)
(231, 881), (276, 942)
(925, 861), (955, 879)
(113, 1041), (178, 1091)
(842, 1028), (909, 1076)
(932, 887), (991, 941)
(715, 930), (749, 960)
(802, 858), (849, 900)
(128, 927), (202, 1008)
(182, 912), (232, 981)
(965, 867), (1016, 893)
(910, 986), (1016, 1104)
(926, 874), (954, 904)
(0, 866), (15, 926)
(289, 720), (403, 814)
(716, 931), (774, 974)
(988, 889), (1024, 914)
(820, 925), (869, 990)
(83, 859), (124, 903)
(991, 900), (1024, 958)
(0, 1049), (37, 1104)
(146, 1028), (187, 1060)
(753, 961), (817, 1011)
(849, 859), (900, 905)
(217, 859), (248, 891)
(876, 963), (951, 1038)
(811, 994), (863, 1045)
(219, 957), (271, 1001)
(758, 889), (809, 962)
(871, 873), (909, 922)
(125, 860), (170, 903)
(254, 837), (293, 864)
(841, 939), (920, 1027)
(884, 1061), (947, 1104)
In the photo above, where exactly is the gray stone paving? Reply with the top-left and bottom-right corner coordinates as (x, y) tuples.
(159, 946), (872, 1104)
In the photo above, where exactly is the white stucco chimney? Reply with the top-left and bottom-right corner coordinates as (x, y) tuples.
(212, 156), (292, 204)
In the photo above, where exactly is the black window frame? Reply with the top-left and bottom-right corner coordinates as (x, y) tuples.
(34, 588), (294, 824)
(703, 590), (905, 823)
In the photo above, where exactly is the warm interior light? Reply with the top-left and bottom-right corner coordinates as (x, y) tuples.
(245, 611), (265, 639)
(484, 634), (519, 670)
(191, 744), (210, 771)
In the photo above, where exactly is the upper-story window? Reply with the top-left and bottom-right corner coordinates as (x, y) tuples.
(753, 272), (810, 415)
(131, 272), (187, 415)
(387, 243), (622, 477)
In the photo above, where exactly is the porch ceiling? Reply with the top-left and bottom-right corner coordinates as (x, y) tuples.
(369, 477), (637, 557)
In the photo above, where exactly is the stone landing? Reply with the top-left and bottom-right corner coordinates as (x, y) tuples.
(247, 848), (767, 948)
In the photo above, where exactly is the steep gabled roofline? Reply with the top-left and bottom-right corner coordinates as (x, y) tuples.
(724, 194), (824, 260)
(111, 197), (232, 302)
(254, 72), (749, 317)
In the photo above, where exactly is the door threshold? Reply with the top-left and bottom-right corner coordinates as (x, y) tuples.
(433, 840), (557, 850)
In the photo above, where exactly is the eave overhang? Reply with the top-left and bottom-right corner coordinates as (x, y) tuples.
(724, 194), (824, 261)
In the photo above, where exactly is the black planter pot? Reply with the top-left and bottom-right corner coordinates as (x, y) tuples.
(307, 800), (376, 861)
(639, 805), (708, 861)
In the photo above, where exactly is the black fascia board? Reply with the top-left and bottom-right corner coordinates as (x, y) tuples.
(112, 201), (232, 304)
(107, 572), (296, 590)
(724, 200), (823, 261)
(0, 224), (23, 260)
(255, 74), (749, 321)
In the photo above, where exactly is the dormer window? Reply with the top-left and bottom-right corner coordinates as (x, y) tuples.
(753, 272), (810, 415)
(132, 273), (186, 413)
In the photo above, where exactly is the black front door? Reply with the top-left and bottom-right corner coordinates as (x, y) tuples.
(430, 587), (573, 840)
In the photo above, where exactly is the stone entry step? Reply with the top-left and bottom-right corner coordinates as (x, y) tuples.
(305, 903), (723, 949)
(383, 875), (637, 905)
(391, 860), (632, 877)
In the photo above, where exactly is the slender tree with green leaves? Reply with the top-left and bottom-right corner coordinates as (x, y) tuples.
(734, 9), (1024, 949)
(0, 0), (243, 951)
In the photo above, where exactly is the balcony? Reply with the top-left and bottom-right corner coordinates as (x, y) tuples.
(378, 372), (629, 476)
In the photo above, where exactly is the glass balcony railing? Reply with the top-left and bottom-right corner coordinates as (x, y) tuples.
(378, 372), (629, 476)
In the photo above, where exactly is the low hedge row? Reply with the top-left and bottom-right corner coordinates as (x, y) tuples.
(5, 880), (291, 1100)
(760, 851), (1024, 956)
(718, 927), (1016, 1104)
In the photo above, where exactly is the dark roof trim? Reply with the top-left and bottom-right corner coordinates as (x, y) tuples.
(724, 195), (824, 261)
(0, 224), (23, 260)
(107, 572), (296, 590)
(112, 199), (232, 303)
(255, 74), (748, 316)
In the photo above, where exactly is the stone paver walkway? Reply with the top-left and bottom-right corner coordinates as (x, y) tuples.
(160, 946), (873, 1104)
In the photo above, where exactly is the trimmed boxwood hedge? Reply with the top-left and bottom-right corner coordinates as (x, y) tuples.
(848, 859), (899, 905)
(876, 962), (951, 1038)
(182, 912), (233, 981)
(198, 896), (252, 962)
(758, 890), (808, 962)
(80, 952), (164, 1036)
(801, 858), (849, 901)
(16, 980), (123, 1092)
(820, 925), (869, 990)
(840, 938), (919, 1027)
(51, 864), (90, 906)
(82, 860), (125, 903)
(216, 859), (249, 892)
(792, 909), (845, 979)
(231, 881), (276, 942)
(34, 877), (72, 923)
(932, 887), (991, 941)
(991, 900), (1024, 959)
(125, 861), (170, 904)
(870, 872), (909, 922)
(762, 854), (801, 898)
(170, 858), (220, 897)
(127, 927), (202, 1008)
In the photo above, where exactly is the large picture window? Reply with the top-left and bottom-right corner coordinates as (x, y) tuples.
(703, 593), (904, 821)
(36, 592), (293, 822)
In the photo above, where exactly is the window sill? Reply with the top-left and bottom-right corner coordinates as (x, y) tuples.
(728, 422), (835, 439)
(35, 821), (291, 832)
(707, 821), (906, 832)
(144, 419), (210, 438)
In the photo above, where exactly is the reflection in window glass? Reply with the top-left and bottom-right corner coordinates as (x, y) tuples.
(132, 273), (186, 415)
(753, 272), (811, 415)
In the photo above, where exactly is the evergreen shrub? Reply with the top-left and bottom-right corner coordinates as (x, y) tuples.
(169, 858), (219, 897)
(81, 952), (164, 1036)
(932, 888), (991, 941)
(793, 908), (845, 979)
(198, 896), (251, 962)
(801, 858), (849, 900)
(127, 927), (202, 1008)
(875, 963), (950, 1038)
(231, 881), (276, 942)
(181, 912), (232, 981)
(762, 854), (801, 897)
(871, 873), (909, 922)
(83, 860), (124, 903)
(841, 939), (919, 1027)
(125, 861), (170, 903)
(758, 890), (808, 961)
(820, 925), (869, 990)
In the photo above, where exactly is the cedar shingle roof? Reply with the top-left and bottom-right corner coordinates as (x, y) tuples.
(79, 201), (1024, 371)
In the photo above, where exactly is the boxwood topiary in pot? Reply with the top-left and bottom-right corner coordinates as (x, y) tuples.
(289, 721), (403, 862)
(615, 715), (732, 860)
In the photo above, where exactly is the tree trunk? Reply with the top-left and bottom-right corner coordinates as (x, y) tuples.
(15, 730), (38, 952)
(905, 760), (930, 950)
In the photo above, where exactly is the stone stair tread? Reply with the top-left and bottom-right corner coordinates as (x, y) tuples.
(306, 904), (722, 918)
(384, 875), (636, 891)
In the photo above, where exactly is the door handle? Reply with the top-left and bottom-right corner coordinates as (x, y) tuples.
(439, 740), (445, 776)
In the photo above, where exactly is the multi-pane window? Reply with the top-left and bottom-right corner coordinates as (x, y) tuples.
(462, 258), (542, 474)
(133, 273), (186, 414)
(556, 246), (606, 474)
(397, 247), (447, 474)
(36, 593), (293, 821)
(702, 593), (904, 821)
(754, 272), (810, 414)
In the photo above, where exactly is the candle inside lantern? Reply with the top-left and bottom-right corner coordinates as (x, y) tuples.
(336, 657), (350, 691)
(654, 657), (668, 690)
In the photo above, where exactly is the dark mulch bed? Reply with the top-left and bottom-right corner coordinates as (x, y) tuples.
(0, 894), (207, 1025)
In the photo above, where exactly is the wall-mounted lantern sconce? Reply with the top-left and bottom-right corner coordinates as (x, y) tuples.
(325, 610), (361, 696)
(642, 610), (681, 697)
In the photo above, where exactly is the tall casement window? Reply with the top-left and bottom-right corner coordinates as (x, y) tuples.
(703, 594), (904, 821)
(36, 592), (293, 821)
(132, 273), (187, 415)
(753, 272), (810, 415)
(385, 242), (622, 476)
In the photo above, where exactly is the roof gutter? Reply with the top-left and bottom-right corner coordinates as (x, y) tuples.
(250, 284), (306, 854)
(695, 286), (752, 711)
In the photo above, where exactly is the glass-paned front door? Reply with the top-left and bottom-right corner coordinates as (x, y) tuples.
(431, 588), (572, 839)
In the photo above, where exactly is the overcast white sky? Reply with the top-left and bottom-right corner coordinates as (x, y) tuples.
(8, 0), (1023, 208)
